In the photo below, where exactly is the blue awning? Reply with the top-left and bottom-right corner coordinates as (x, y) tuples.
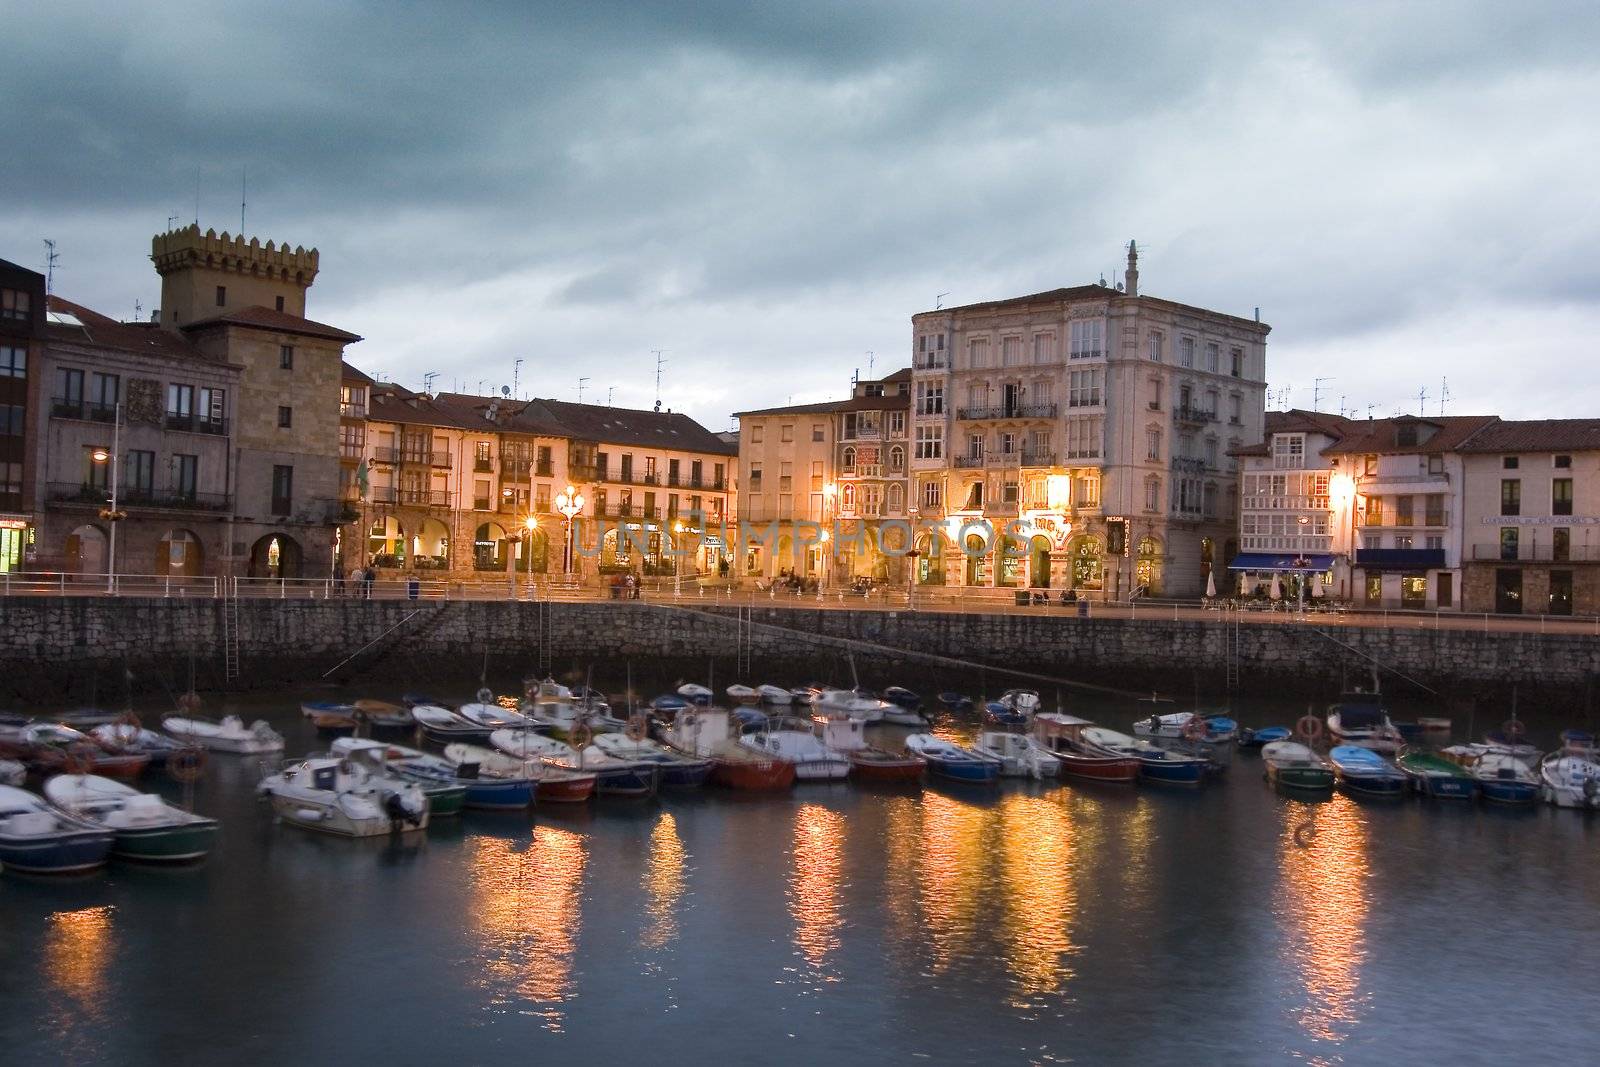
(1228, 552), (1334, 573)
(1354, 548), (1446, 572)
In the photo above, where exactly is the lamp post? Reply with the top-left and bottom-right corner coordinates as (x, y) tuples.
(672, 520), (685, 599)
(555, 484), (584, 580)
(523, 516), (539, 599)
(820, 481), (837, 598)
(89, 402), (124, 593)
(907, 503), (920, 610)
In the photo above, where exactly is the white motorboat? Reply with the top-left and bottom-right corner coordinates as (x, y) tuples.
(455, 701), (527, 731)
(44, 774), (220, 861)
(657, 707), (796, 791)
(0, 759), (23, 786)
(973, 731), (1061, 779)
(412, 703), (494, 743)
(442, 742), (596, 803)
(490, 730), (659, 796)
(677, 683), (714, 705)
(788, 687), (818, 706)
(815, 688), (885, 724)
(0, 784), (114, 873)
(879, 704), (930, 727)
(998, 689), (1042, 716)
(725, 685), (760, 704)
(1540, 752), (1600, 810)
(756, 685), (792, 705)
(162, 714), (283, 755)
(743, 720), (850, 780)
(257, 741), (429, 837)
(1326, 691), (1403, 755)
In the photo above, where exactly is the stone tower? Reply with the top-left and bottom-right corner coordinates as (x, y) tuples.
(151, 224), (320, 329)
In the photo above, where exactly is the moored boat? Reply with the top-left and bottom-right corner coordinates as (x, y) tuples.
(982, 701), (1028, 729)
(44, 774), (219, 861)
(162, 714), (283, 755)
(354, 699), (415, 732)
(903, 733), (1000, 785)
(300, 701), (360, 735)
(330, 738), (469, 816)
(257, 743), (430, 836)
(677, 683), (714, 706)
(444, 742), (590, 804)
(1328, 745), (1408, 798)
(592, 731), (714, 789)
(658, 707), (795, 791)
(882, 686), (921, 709)
(744, 718), (850, 781)
(1079, 726), (1206, 786)
(756, 684), (792, 705)
(937, 692), (975, 713)
(725, 684), (759, 704)
(0, 784), (114, 873)
(1261, 741), (1336, 793)
(0, 759), (23, 786)
(1396, 750), (1478, 800)
(411, 704), (493, 745)
(816, 716), (922, 784)
(1326, 690), (1403, 755)
(650, 693), (690, 716)
(974, 730), (1060, 779)
(1539, 752), (1600, 810)
(490, 730), (660, 797)
(1031, 714), (1142, 783)
(4, 723), (150, 780)
(455, 701), (528, 732)
(1467, 752), (1539, 805)
(91, 723), (188, 768)
(1239, 726), (1291, 749)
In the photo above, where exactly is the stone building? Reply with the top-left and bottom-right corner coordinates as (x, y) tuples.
(909, 243), (1270, 597)
(1458, 420), (1600, 616)
(0, 258), (45, 573)
(735, 398), (842, 580)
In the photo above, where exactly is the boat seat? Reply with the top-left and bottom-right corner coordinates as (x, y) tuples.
(7, 811), (57, 835)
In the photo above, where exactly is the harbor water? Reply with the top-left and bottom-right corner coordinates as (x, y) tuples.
(3, 685), (1598, 1065)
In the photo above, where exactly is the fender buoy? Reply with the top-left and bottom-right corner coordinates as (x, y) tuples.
(1182, 717), (1209, 743)
(624, 717), (647, 742)
(476, 687), (494, 705)
(1293, 822), (1317, 848)
(168, 746), (206, 783)
(176, 691), (202, 714)
(1295, 715), (1325, 745)
(568, 722), (592, 752)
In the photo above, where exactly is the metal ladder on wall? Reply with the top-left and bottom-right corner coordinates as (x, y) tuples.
(1224, 607), (1241, 692)
(734, 606), (753, 678)
(222, 576), (241, 683)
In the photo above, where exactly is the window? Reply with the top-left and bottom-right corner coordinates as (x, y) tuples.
(1148, 331), (1163, 362)
(1553, 478), (1573, 515)
(215, 285), (227, 307)
(1363, 535), (1381, 550)
(1228, 395), (1242, 425)
(1272, 434), (1305, 469)
(999, 432), (1016, 456)
(1428, 454), (1444, 475)
(1068, 369), (1102, 408)
(0, 345), (25, 378)
(922, 480), (941, 508)
(1396, 424), (1417, 447)
(1230, 347), (1243, 377)
(811, 424), (824, 442)
(1204, 342), (1219, 373)
(279, 345), (294, 370)
(889, 444), (905, 469)
(0, 404), (21, 436)
(125, 450), (154, 495)
(1069, 320), (1102, 359)
(1144, 475), (1161, 512)
(780, 424), (794, 443)
(1555, 454), (1572, 469)
(1066, 417), (1102, 459)
(914, 425), (943, 459)
(1076, 471), (1101, 507)
(58, 367), (85, 408)
(275, 295), (285, 312)
(749, 466), (762, 491)
(1, 288), (32, 321)
(968, 338), (989, 368)
(1204, 438), (1218, 468)
(167, 383), (194, 418)
(1500, 527), (1519, 560)
(173, 454), (198, 501)
(1425, 535), (1443, 551)
(1363, 454), (1376, 476)
(1146, 429), (1162, 462)
(1424, 494), (1445, 526)
(1002, 336), (1022, 366)
(714, 462), (725, 488)
(1147, 376), (1162, 410)
(1032, 333), (1055, 363)
(840, 484), (856, 511)
(1503, 456), (1519, 470)
(1501, 479), (1521, 516)
(887, 483), (904, 513)
(1396, 495), (1414, 525)
(1179, 337), (1195, 368)
(841, 446), (856, 471)
(843, 413), (858, 440)
(966, 433), (983, 460)
(271, 465), (293, 515)
(751, 425), (764, 444)
(1554, 527), (1571, 562)
(277, 406), (293, 428)
(1002, 480), (1019, 504)
(916, 382), (943, 415)
(888, 411), (905, 435)
(84, 446), (110, 491)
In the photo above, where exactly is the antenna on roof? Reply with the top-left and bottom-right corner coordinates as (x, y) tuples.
(1440, 377), (1451, 416)
(578, 377), (590, 404)
(607, 386), (615, 407)
(477, 379), (486, 395)
(935, 292), (949, 310)
(133, 299), (142, 322)
(194, 166), (200, 227)
(866, 350), (875, 379)
(1366, 404), (1375, 420)
(1416, 386), (1427, 416)
(167, 213), (181, 231)
(422, 371), (438, 394)
(1339, 395), (1347, 418)
(240, 165), (247, 233)
(42, 239), (58, 295)
(513, 358), (523, 400)
(1313, 378), (1334, 413)
(652, 349), (668, 411)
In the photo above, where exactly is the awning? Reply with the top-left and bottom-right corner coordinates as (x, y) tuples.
(1353, 548), (1446, 572)
(1228, 552), (1334, 573)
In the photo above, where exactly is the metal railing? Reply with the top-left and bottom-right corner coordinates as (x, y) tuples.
(50, 396), (118, 422)
(1469, 543), (1600, 562)
(370, 487), (451, 507)
(162, 413), (229, 435)
(48, 482), (230, 511)
(956, 403), (1058, 421)
(1174, 405), (1218, 424)
(1364, 512), (1450, 528)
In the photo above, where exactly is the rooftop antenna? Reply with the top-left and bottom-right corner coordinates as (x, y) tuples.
(1440, 377), (1452, 416)
(133, 299), (142, 322)
(1366, 403), (1376, 420)
(652, 349), (668, 412)
(43, 239), (58, 295)
(1313, 377), (1334, 413)
(1339, 395), (1348, 418)
(935, 292), (949, 310)
(194, 166), (200, 227)
(422, 371), (438, 394)
(578, 377), (590, 404)
(606, 386), (615, 406)
(1416, 386), (1427, 416)
(513, 358), (523, 399)
(477, 379), (487, 395)
(240, 166), (247, 233)
(866, 350), (875, 378)
(167, 213), (181, 231)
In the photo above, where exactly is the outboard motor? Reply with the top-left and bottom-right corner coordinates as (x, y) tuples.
(385, 791), (424, 828)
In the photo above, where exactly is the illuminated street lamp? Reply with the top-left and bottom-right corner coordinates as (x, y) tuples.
(672, 520), (685, 599)
(555, 484), (585, 577)
(907, 503), (920, 610)
(523, 515), (539, 599)
(88, 402), (125, 593)
(821, 481), (837, 596)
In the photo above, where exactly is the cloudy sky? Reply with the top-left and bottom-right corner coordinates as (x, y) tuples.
(5, 1), (1597, 429)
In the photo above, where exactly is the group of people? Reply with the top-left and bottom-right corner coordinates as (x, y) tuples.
(338, 564), (377, 598)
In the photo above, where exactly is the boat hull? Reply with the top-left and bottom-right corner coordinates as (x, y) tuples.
(590, 764), (659, 797)
(419, 723), (493, 745)
(653, 759), (714, 789)
(922, 757), (1000, 785)
(1139, 757), (1205, 786)
(711, 756), (795, 791)
(1408, 774), (1478, 800)
(462, 778), (536, 810)
(1335, 770), (1408, 798)
(1479, 779), (1538, 805)
(266, 793), (428, 837)
(109, 821), (220, 862)
(419, 784), (468, 817)
(0, 830), (114, 873)
(793, 759), (851, 781)
(1268, 765), (1335, 792)
(536, 774), (596, 803)
(1053, 752), (1142, 783)
(847, 751), (925, 783)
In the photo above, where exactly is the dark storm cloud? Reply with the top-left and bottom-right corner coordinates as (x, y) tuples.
(5, 1), (1600, 422)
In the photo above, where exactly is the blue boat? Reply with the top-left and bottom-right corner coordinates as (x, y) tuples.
(1466, 751), (1540, 805)
(938, 692), (975, 713)
(650, 694), (689, 715)
(1080, 726), (1206, 786)
(983, 701), (1028, 729)
(1240, 726), (1291, 749)
(882, 687), (921, 709)
(1328, 745), (1409, 797)
(401, 692), (447, 709)
(904, 734), (1000, 785)
(732, 708), (768, 734)
(0, 785), (115, 874)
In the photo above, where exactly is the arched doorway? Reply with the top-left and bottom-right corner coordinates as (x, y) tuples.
(368, 516), (405, 567)
(413, 518), (450, 569)
(249, 533), (302, 579)
(964, 533), (989, 587)
(776, 534), (793, 575)
(1136, 536), (1162, 595)
(158, 529), (203, 577)
(1070, 535), (1104, 591)
(66, 524), (108, 575)
(997, 533), (1025, 587)
(916, 531), (945, 586)
(474, 522), (507, 571)
(600, 527), (630, 573)
(1029, 535), (1052, 588)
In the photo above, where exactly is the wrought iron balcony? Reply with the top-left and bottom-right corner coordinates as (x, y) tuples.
(956, 403), (1058, 421)
(1020, 451), (1057, 466)
(50, 397), (118, 423)
(1173, 405), (1218, 425)
(49, 482), (229, 511)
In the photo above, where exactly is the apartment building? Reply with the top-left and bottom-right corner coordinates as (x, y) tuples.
(0, 258), (45, 572)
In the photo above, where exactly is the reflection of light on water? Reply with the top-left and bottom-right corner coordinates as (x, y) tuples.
(917, 790), (991, 973)
(1277, 798), (1369, 1047)
(998, 794), (1077, 1003)
(881, 795), (921, 960)
(44, 905), (114, 1058)
(642, 812), (686, 950)
(790, 804), (846, 972)
(469, 827), (587, 1031)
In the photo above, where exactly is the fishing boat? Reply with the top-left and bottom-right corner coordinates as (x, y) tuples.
(0, 784), (114, 873)
(1479, 729), (1541, 767)
(490, 730), (660, 797)
(0, 759), (23, 786)
(456, 701), (528, 732)
(1261, 741), (1335, 793)
(354, 699), (414, 732)
(677, 683), (714, 706)
(162, 715), (283, 755)
(300, 701), (360, 735)
(1078, 727), (1206, 786)
(650, 693), (690, 716)
(257, 743), (430, 836)
(904, 733), (1000, 785)
(983, 701), (1028, 729)
(1396, 750), (1478, 800)
(815, 717), (922, 783)
(401, 692), (449, 709)
(411, 703), (493, 745)
(725, 685), (759, 704)
(743, 718), (850, 781)
(1326, 690), (1403, 754)
(1328, 745), (1409, 798)
(788, 687), (818, 706)
(1539, 752), (1600, 809)
(815, 688), (886, 724)
(3, 723), (150, 780)
(44, 774), (219, 861)
(330, 738), (470, 816)
(592, 732), (714, 788)
(1132, 711), (1238, 769)
(443, 742), (590, 803)
(937, 692), (975, 713)
(1030, 714), (1142, 783)
(756, 684), (792, 705)
(1466, 752), (1539, 805)
(882, 686), (921, 709)
(879, 704), (930, 727)
(998, 689), (1041, 717)
(91, 723), (188, 768)
(1239, 726), (1291, 749)
(973, 731), (1061, 779)
(659, 707), (795, 791)
(1559, 729), (1596, 757)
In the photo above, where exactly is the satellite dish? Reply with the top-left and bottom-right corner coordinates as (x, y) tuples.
(501, 385), (511, 396)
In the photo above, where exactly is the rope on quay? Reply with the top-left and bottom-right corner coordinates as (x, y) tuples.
(647, 602), (1163, 702)
(1310, 628), (1438, 696)
(320, 607), (433, 679)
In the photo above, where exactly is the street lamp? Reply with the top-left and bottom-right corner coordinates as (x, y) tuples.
(672, 520), (685, 599)
(907, 503), (921, 610)
(89, 402), (125, 593)
(523, 515), (539, 599)
(821, 481), (837, 596)
(555, 484), (584, 579)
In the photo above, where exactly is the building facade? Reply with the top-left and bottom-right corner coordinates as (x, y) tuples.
(1230, 410), (1354, 599)
(909, 244), (1269, 597)
(0, 258), (45, 572)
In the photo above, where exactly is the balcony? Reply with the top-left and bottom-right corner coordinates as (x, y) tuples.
(339, 402), (367, 418)
(49, 482), (229, 511)
(1020, 450), (1057, 466)
(473, 459), (493, 473)
(498, 451), (532, 471)
(1174, 405), (1218, 426)
(162, 412), (228, 436)
(339, 442), (364, 460)
(1171, 457), (1207, 475)
(50, 397), (118, 423)
(954, 454), (986, 469)
(1470, 543), (1600, 563)
(568, 464), (599, 483)
(371, 447), (399, 465)
(1364, 512), (1450, 528)
(956, 403), (1058, 421)
(371, 487), (451, 508)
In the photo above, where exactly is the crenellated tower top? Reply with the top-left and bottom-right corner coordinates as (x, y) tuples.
(150, 223), (321, 329)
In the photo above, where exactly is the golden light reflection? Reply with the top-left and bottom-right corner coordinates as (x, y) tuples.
(468, 827), (587, 1031)
(880, 796), (921, 963)
(789, 804), (846, 972)
(916, 790), (993, 973)
(641, 813), (687, 951)
(997, 794), (1077, 1004)
(45, 905), (114, 1008)
(1277, 798), (1370, 1045)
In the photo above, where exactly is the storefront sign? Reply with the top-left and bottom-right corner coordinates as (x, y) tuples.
(1478, 516), (1600, 526)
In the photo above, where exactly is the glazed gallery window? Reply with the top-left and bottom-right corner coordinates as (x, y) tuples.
(1066, 417), (1102, 459)
(1068, 369), (1101, 408)
(916, 382), (943, 415)
(0, 345), (25, 378)
(1553, 478), (1573, 516)
(1069, 320), (1102, 359)
(914, 425), (943, 459)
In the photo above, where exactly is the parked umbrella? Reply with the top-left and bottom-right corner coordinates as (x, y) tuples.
(1312, 571), (1326, 598)
(1270, 572), (1282, 600)
(1205, 569), (1217, 598)
(1238, 572), (1248, 596)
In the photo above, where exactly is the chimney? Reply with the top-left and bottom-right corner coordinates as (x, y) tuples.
(1125, 239), (1139, 298)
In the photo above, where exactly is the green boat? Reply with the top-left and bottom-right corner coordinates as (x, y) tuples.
(1396, 750), (1478, 800)
(44, 774), (220, 862)
(1261, 741), (1335, 793)
(417, 780), (467, 817)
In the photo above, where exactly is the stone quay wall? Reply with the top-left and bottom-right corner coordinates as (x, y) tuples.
(1, 596), (1597, 709)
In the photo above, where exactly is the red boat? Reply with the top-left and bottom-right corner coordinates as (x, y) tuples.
(0, 723), (151, 780)
(536, 767), (598, 803)
(1033, 714), (1141, 783)
(818, 717), (922, 784)
(658, 707), (795, 792)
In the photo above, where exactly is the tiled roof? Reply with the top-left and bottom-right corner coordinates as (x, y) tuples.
(432, 392), (736, 455)
(431, 392), (574, 438)
(1322, 415), (1499, 456)
(367, 387), (486, 431)
(915, 284), (1122, 317)
(733, 400), (848, 418)
(182, 304), (362, 343)
(342, 361), (374, 384)
(1457, 419), (1600, 453)
(45, 295), (229, 365)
